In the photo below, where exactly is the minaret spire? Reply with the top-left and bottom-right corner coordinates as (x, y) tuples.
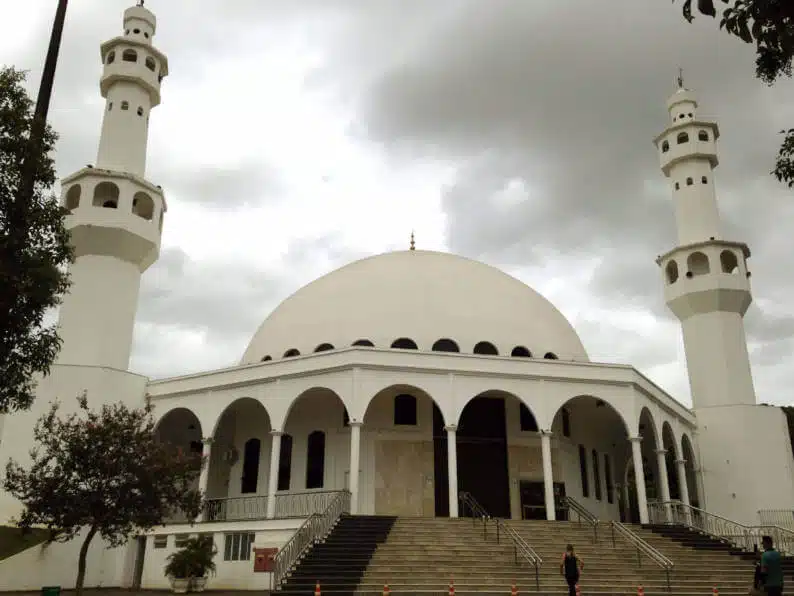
(409, 230), (415, 251)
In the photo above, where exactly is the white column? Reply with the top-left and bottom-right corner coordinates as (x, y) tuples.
(630, 436), (649, 524)
(445, 425), (459, 518)
(656, 448), (672, 524)
(676, 459), (691, 507)
(540, 430), (556, 521)
(349, 422), (362, 515)
(198, 440), (212, 522)
(266, 431), (283, 520)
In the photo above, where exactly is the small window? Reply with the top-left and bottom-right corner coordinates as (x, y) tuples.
(686, 177), (693, 186)
(698, 130), (709, 142)
(592, 449), (602, 501)
(283, 348), (300, 358)
(562, 408), (571, 437)
(687, 251), (710, 276)
(108, 102), (113, 111)
(343, 408), (350, 427)
(519, 403), (538, 432)
(352, 339), (374, 347)
(544, 352), (558, 360)
(305, 431), (326, 489)
(679, 113), (685, 120)
(720, 250), (739, 274)
(223, 533), (254, 562)
(604, 453), (614, 504)
(174, 534), (190, 548)
(133, 28), (140, 34)
(277, 434), (292, 491)
(579, 445), (589, 498)
(675, 182), (680, 190)
(106, 51), (115, 65)
(122, 49), (138, 63)
(137, 107), (144, 117)
(661, 140), (669, 153)
(260, 355), (272, 362)
(511, 346), (531, 357)
(394, 394), (417, 426)
(665, 259), (679, 284)
(432, 338), (459, 352)
(64, 185), (81, 212)
(391, 337), (418, 350)
(153, 535), (167, 549)
(473, 341), (498, 355)
(145, 56), (156, 72)
(314, 343), (334, 352)
(677, 132), (689, 144)
(144, 32), (150, 39)
(121, 101), (129, 111)
(701, 176), (708, 184)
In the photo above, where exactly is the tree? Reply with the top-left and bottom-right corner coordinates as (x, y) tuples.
(672, 1), (794, 187)
(3, 394), (204, 595)
(0, 66), (73, 414)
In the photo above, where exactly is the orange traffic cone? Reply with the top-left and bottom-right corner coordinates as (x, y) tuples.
(383, 583), (390, 596)
(511, 581), (518, 596)
(637, 586), (644, 596)
(314, 581), (321, 596)
(713, 587), (718, 596)
(449, 578), (455, 596)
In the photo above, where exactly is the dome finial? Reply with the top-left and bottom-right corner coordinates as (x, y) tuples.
(409, 230), (415, 251)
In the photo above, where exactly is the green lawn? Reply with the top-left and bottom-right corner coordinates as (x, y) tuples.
(0, 525), (50, 560)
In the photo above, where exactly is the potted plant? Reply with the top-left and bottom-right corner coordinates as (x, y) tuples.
(164, 549), (191, 594)
(187, 535), (217, 592)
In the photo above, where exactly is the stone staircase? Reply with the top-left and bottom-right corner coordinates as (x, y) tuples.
(276, 515), (756, 595)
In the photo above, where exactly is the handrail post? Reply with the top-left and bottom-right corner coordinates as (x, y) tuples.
(535, 562), (540, 591)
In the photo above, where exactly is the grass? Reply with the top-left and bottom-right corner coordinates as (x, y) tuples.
(0, 525), (50, 561)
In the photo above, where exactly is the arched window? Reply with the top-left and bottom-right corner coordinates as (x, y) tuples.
(277, 434), (292, 491)
(592, 449), (602, 501)
(314, 343), (334, 352)
(64, 185), (81, 212)
(562, 408), (571, 437)
(394, 394), (417, 426)
(702, 176), (708, 184)
(675, 182), (680, 190)
(145, 57), (156, 72)
(92, 181), (120, 208)
(342, 408), (350, 427)
(686, 177), (694, 186)
(578, 445), (589, 498)
(544, 352), (558, 360)
(122, 49), (138, 63)
(473, 341), (498, 355)
(432, 338), (459, 352)
(352, 339), (374, 347)
(698, 130), (709, 142)
(106, 51), (115, 64)
(137, 106), (144, 117)
(132, 191), (154, 220)
(519, 403), (538, 432)
(661, 140), (669, 153)
(511, 346), (531, 358)
(687, 251), (710, 276)
(260, 355), (272, 362)
(665, 259), (679, 284)
(121, 101), (129, 111)
(241, 438), (261, 494)
(677, 132), (689, 144)
(283, 348), (300, 358)
(720, 250), (739, 274)
(391, 337), (418, 350)
(604, 454), (614, 504)
(305, 431), (325, 489)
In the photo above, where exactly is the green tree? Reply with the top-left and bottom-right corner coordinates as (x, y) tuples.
(0, 66), (73, 413)
(672, 1), (794, 186)
(3, 394), (204, 595)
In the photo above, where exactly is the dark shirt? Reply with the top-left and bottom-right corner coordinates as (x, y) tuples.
(762, 548), (784, 588)
(563, 553), (580, 579)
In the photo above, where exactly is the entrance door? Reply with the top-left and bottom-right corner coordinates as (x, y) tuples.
(457, 397), (510, 518)
(519, 481), (545, 520)
(132, 535), (146, 589)
(432, 403), (449, 516)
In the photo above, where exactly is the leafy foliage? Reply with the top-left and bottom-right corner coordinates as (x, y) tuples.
(673, 1), (794, 187)
(3, 394), (204, 594)
(165, 535), (217, 579)
(0, 66), (73, 413)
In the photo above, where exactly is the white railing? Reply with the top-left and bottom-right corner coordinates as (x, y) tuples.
(610, 521), (674, 592)
(202, 490), (342, 522)
(759, 509), (794, 532)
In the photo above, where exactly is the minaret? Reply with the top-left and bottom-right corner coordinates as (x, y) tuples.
(653, 80), (756, 410)
(56, 2), (168, 370)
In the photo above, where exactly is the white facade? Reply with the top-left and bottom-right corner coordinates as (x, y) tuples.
(1, 4), (792, 592)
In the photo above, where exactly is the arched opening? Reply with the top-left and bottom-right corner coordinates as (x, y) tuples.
(64, 185), (81, 212)
(661, 140), (669, 153)
(432, 338), (459, 353)
(661, 422), (680, 500)
(391, 337), (418, 350)
(352, 339), (374, 347)
(106, 51), (115, 64)
(283, 348), (300, 358)
(92, 181), (120, 209)
(260, 355), (272, 362)
(720, 250), (739, 274)
(551, 396), (629, 522)
(456, 390), (536, 519)
(314, 343), (334, 353)
(473, 341), (499, 355)
(208, 398), (272, 521)
(677, 132), (689, 144)
(363, 383), (444, 516)
(145, 56), (156, 72)
(121, 101), (129, 111)
(681, 434), (700, 508)
(137, 106), (144, 117)
(687, 251), (710, 276)
(686, 177), (694, 186)
(122, 49), (138, 63)
(132, 191), (154, 220)
(241, 438), (261, 494)
(305, 431), (326, 489)
(701, 176), (708, 184)
(665, 260), (679, 284)
(638, 407), (661, 504)
(511, 346), (531, 358)
(278, 434), (293, 491)
(544, 352), (558, 360)
(698, 130), (709, 142)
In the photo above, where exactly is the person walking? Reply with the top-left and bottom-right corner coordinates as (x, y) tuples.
(560, 543), (584, 596)
(760, 535), (784, 596)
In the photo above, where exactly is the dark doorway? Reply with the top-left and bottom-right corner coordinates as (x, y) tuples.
(132, 535), (146, 589)
(432, 403), (449, 516)
(241, 438), (261, 494)
(457, 396), (510, 518)
(519, 480), (568, 520)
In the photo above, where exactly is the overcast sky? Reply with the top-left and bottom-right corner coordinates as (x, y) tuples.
(4, 0), (794, 407)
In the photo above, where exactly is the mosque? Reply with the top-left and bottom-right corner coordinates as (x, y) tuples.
(1, 2), (794, 592)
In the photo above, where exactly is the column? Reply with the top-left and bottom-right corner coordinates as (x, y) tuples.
(198, 439), (212, 522)
(676, 459), (692, 525)
(445, 425), (459, 518)
(622, 482), (631, 521)
(349, 422), (362, 515)
(655, 448), (672, 523)
(266, 431), (283, 519)
(630, 436), (649, 524)
(540, 430), (556, 521)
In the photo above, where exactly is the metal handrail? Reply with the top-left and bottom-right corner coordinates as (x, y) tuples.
(610, 521), (674, 592)
(458, 491), (491, 538)
(273, 490), (351, 589)
(564, 496), (599, 542)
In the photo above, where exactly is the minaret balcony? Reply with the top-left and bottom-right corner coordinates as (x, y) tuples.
(654, 121), (719, 175)
(100, 37), (168, 105)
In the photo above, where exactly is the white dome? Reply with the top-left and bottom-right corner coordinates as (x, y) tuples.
(240, 250), (589, 364)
